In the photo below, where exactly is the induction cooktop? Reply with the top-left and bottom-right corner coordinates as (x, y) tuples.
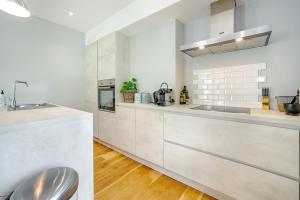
(190, 105), (251, 114)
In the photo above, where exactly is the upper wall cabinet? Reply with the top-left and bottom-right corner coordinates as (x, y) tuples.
(98, 53), (116, 80)
(84, 41), (98, 102)
(98, 33), (117, 80)
(98, 33), (116, 57)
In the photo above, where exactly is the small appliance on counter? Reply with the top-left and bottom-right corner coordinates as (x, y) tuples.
(153, 83), (174, 106)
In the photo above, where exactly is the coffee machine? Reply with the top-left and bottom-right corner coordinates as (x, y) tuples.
(153, 83), (174, 106)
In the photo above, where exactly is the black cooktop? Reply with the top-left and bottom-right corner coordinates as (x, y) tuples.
(190, 105), (251, 114)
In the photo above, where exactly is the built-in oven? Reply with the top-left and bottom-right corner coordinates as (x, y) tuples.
(98, 79), (115, 112)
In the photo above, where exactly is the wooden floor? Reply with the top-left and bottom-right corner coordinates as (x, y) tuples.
(94, 141), (217, 200)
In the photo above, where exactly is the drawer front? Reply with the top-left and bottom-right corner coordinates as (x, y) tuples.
(164, 113), (299, 178)
(136, 109), (164, 166)
(164, 142), (299, 200)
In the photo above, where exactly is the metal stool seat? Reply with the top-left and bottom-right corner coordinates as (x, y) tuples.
(9, 167), (78, 200)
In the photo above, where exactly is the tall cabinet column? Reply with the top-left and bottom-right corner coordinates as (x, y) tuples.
(84, 41), (99, 138)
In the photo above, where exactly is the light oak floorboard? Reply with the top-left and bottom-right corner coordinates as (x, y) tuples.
(94, 141), (217, 200)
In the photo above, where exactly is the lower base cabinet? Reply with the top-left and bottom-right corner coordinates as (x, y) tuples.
(98, 107), (135, 154)
(164, 142), (299, 200)
(135, 109), (164, 166)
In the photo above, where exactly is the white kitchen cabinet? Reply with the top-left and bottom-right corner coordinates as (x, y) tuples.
(98, 110), (115, 143)
(98, 32), (117, 80)
(98, 53), (116, 80)
(84, 41), (98, 102)
(135, 109), (164, 166)
(97, 32), (129, 84)
(98, 33), (116, 57)
(111, 107), (136, 154)
(164, 142), (299, 200)
(98, 107), (135, 154)
(84, 41), (98, 137)
(164, 113), (299, 178)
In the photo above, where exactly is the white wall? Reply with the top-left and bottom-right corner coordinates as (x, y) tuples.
(129, 19), (185, 102)
(86, 0), (181, 45)
(0, 13), (85, 109)
(129, 19), (176, 94)
(184, 0), (300, 109)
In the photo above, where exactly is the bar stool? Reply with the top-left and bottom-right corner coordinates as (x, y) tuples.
(8, 167), (78, 200)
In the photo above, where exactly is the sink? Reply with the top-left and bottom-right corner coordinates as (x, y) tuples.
(8, 103), (57, 111)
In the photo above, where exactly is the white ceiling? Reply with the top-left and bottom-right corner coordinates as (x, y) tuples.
(25, 0), (135, 32)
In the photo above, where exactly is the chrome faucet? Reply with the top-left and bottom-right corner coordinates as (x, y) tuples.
(10, 80), (29, 110)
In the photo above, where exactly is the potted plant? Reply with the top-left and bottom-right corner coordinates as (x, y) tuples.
(120, 78), (137, 103)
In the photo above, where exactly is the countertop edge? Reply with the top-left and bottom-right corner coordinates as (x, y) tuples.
(0, 106), (93, 134)
(116, 103), (300, 130)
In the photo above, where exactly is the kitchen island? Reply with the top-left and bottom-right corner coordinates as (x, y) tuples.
(95, 102), (299, 200)
(0, 106), (93, 200)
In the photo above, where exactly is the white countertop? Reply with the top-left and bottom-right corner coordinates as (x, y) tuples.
(117, 103), (300, 130)
(0, 106), (92, 131)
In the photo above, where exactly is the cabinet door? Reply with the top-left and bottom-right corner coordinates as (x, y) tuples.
(111, 107), (136, 154)
(98, 110), (115, 143)
(98, 53), (116, 80)
(165, 142), (299, 200)
(136, 109), (164, 166)
(98, 33), (116, 57)
(85, 42), (98, 102)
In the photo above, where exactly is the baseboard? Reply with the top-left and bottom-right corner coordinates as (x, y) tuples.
(93, 138), (234, 200)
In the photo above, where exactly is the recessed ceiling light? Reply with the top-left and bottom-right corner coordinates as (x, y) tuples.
(0, 0), (31, 17)
(236, 37), (243, 42)
(68, 11), (74, 16)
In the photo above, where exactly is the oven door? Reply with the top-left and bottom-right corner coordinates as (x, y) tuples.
(98, 86), (115, 112)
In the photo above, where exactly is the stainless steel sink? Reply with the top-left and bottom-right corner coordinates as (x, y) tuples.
(8, 103), (57, 111)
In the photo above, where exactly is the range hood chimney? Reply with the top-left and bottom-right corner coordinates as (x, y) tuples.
(181, 0), (272, 57)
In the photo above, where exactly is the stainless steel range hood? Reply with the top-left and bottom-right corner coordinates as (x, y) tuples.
(181, 0), (272, 57)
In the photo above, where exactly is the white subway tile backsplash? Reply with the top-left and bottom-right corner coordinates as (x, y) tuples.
(214, 79), (225, 84)
(193, 63), (267, 108)
(257, 76), (266, 83)
(244, 95), (258, 102)
(204, 79), (213, 84)
(198, 95), (208, 100)
(244, 70), (258, 77)
(243, 77), (257, 83)
(208, 85), (218, 90)
(213, 90), (225, 95)
(198, 85), (208, 89)
(207, 95), (219, 100)
(231, 71), (244, 77)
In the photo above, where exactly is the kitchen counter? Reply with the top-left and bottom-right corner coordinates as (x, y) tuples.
(0, 106), (93, 200)
(0, 106), (91, 133)
(117, 102), (300, 130)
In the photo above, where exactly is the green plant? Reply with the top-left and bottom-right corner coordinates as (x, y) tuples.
(120, 78), (137, 92)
